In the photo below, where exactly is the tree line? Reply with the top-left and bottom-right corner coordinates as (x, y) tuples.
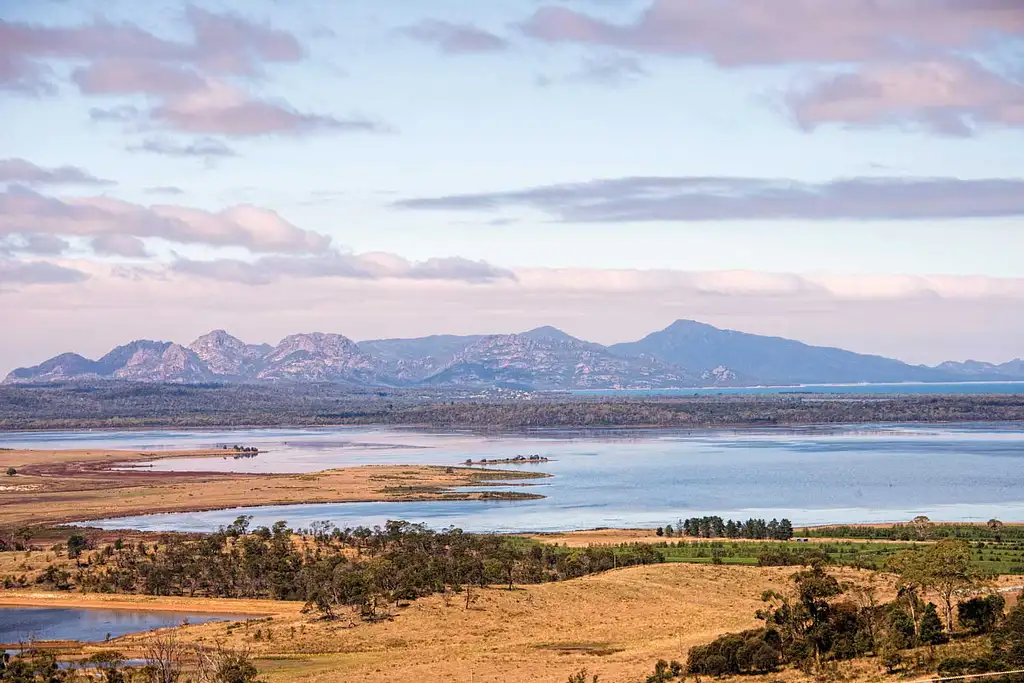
(5, 383), (1024, 430)
(666, 516), (794, 540)
(799, 517), (1023, 543)
(18, 518), (663, 623)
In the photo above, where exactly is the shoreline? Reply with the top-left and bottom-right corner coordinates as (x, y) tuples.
(5, 417), (1024, 437)
(0, 447), (549, 528)
(0, 591), (281, 616)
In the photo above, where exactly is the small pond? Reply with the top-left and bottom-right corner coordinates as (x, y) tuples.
(0, 607), (247, 645)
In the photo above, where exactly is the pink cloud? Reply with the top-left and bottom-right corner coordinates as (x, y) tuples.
(91, 234), (149, 258)
(148, 80), (386, 137)
(787, 58), (1024, 135)
(0, 7), (302, 77)
(72, 60), (205, 95)
(1, 8), (384, 138)
(184, 5), (304, 75)
(522, 0), (1024, 65)
(405, 20), (509, 54)
(0, 187), (332, 254)
(0, 158), (113, 186)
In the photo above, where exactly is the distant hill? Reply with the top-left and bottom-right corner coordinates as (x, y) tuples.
(5, 320), (1018, 389)
(934, 359), (1024, 381)
(358, 334), (485, 382)
(608, 319), (965, 386)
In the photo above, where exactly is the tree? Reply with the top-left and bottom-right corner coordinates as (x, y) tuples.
(926, 540), (981, 632)
(195, 644), (262, 683)
(888, 540), (980, 632)
(5, 467), (15, 476)
(910, 515), (934, 540)
(141, 630), (186, 683)
(67, 534), (88, 560)
(919, 603), (947, 647)
(958, 594), (1005, 634)
(1001, 594), (1024, 667)
(987, 518), (1004, 541)
(880, 644), (903, 673)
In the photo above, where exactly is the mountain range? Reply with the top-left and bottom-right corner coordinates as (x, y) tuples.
(5, 320), (1022, 390)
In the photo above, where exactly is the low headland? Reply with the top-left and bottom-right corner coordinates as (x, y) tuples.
(0, 447), (545, 528)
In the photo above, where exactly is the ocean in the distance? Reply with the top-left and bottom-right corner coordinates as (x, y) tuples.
(575, 381), (1024, 396)
(7, 424), (1022, 534)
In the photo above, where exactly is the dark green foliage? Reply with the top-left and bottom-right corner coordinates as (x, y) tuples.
(757, 546), (831, 567)
(887, 608), (917, 649)
(958, 594), (1006, 634)
(644, 658), (685, 682)
(687, 629), (782, 675)
(919, 603), (948, 646)
(936, 655), (1002, 677)
(212, 650), (261, 683)
(879, 645), (903, 673)
(66, 534), (89, 559)
(680, 516), (794, 540)
(685, 566), (922, 676)
(937, 592), (1024, 675)
(800, 522), (1024, 543)
(68, 520), (663, 619)
(997, 595), (1024, 667)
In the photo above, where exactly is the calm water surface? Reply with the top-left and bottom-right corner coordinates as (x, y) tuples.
(577, 381), (1024, 396)
(4, 424), (1024, 532)
(0, 607), (244, 644)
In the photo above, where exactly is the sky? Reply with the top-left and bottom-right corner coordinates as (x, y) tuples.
(1, 0), (1024, 370)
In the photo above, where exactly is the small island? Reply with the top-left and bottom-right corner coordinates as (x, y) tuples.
(462, 454), (551, 466)
(220, 444), (261, 459)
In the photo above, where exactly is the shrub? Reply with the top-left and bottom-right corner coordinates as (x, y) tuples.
(958, 594), (1005, 634)
(937, 656), (999, 677)
(920, 603), (948, 646)
(880, 646), (903, 673)
(687, 628), (782, 676)
(567, 668), (599, 683)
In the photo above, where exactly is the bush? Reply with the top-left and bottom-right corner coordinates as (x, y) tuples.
(937, 656), (1000, 677)
(687, 629), (782, 676)
(888, 607), (917, 649)
(567, 668), (599, 683)
(5, 467), (15, 476)
(920, 603), (948, 645)
(958, 594), (1005, 634)
(880, 646), (903, 673)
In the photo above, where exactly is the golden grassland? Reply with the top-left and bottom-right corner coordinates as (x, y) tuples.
(0, 447), (544, 527)
(0, 559), (1018, 682)
(0, 563), (894, 683)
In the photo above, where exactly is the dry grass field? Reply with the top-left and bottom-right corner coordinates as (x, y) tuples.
(0, 563), (899, 683)
(0, 447), (543, 527)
